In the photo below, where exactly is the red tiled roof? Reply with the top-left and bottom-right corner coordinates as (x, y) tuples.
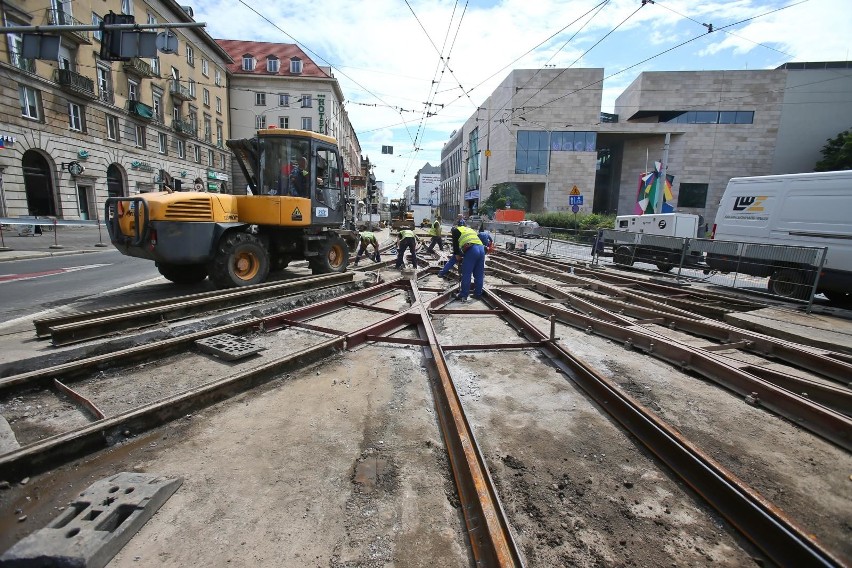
(215, 39), (330, 78)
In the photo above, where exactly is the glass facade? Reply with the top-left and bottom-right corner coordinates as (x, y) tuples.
(663, 111), (754, 124)
(515, 130), (597, 175)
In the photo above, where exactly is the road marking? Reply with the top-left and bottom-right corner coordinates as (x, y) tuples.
(0, 264), (111, 284)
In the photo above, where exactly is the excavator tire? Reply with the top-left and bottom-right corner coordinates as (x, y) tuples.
(310, 234), (350, 275)
(156, 262), (208, 284)
(209, 232), (270, 288)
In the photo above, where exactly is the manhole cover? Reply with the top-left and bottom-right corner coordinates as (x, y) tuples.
(195, 333), (264, 361)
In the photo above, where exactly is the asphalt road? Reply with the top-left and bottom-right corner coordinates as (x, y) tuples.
(0, 250), (171, 325)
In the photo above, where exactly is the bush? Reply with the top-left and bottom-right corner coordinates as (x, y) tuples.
(527, 212), (615, 232)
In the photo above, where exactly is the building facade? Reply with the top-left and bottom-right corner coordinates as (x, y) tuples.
(444, 62), (852, 225)
(216, 40), (358, 194)
(413, 163), (440, 207)
(0, 0), (233, 219)
(439, 128), (463, 221)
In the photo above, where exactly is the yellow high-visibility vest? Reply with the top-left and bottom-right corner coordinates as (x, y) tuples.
(399, 229), (415, 239)
(457, 226), (482, 249)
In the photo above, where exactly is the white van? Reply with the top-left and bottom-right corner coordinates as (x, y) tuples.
(708, 170), (852, 302)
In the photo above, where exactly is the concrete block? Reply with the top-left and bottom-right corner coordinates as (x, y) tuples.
(0, 472), (182, 568)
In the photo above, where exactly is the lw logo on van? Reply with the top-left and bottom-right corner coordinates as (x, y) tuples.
(733, 195), (767, 212)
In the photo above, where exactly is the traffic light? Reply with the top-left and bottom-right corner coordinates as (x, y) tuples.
(100, 12), (136, 61)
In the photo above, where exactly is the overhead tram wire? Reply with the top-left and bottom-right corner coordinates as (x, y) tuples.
(236, 0), (418, 148)
(504, 0), (815, 122)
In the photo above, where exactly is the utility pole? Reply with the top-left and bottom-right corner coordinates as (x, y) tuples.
(654, 132), (671, 213)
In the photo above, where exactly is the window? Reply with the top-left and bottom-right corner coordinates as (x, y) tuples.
(549, 131), (596, 152)
(188, 106), (198, 133)
(267, 57), (279, 73)
(216, 122), (223, 146)
(188, 79), (196, 98)
(201, 59), (209, 77)
(68, 102), (84, 131)
(514, 130), (549, 175)
(134, 124), (145, 148)
(215, 68), (222, 86)
(278, 93), (289, 107)
(106, 114), (119, 141)
(290, 58), (302, 74)
(173, 103), (181, 121)
(121, 0), (133, 15)
(215, 97), (222, 114)
(96, 65), (112, 104)
(128, 79), (138, 101)
(186, 44), (194, 66)
(92, 13), (103, 41)
(203, 115), (211, 142)
(152, 91), (163, 121)
(301, 116), (312, 131)
(678, 183), (709, 208)
(9, 29), (34, 72)
(242, 56), (254, 71)
(193, 145), (201, 163)
(158, 132), (167, 154)
(177, 139), (185, 158)
(203, 88), (209, 106)
(151, 56), (160, 76)
(665, 110), (754, 125)
(278, 116), (289, 129)
(255, 115), (267, 129)
(208, 149), (214, 166)
(301, 94), (311, 108)
(255, 92), (266, 106)
(220, 153), (226, 169)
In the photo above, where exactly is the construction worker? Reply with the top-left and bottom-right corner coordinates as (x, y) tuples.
(426, 218), (445, 253)
(354, 231), (381, 266)
(477, 227), (494, 254)
(451, 225), (485, 302)
(395, 227), (418, 269)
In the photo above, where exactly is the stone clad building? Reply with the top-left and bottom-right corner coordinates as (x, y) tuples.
(0, 0), (233, 219)
(441, 62), (852, 225)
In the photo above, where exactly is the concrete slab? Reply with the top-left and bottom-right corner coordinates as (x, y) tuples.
(0, 472), (181, 568)
(724, 306), (852, 354)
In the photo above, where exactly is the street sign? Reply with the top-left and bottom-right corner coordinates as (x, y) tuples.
(571, 205), (580, 213)
(343, 172), (350, 187)
(569, 195), (583, 206)
(569, 185), (581, 196)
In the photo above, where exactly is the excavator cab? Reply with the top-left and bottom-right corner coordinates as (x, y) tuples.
(228, 128), (345, 227)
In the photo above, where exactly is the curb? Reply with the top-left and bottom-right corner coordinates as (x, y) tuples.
(0, 249), (107, 262)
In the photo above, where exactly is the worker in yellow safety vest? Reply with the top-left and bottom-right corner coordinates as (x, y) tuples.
(426, 218), (445, 253)
(354, 231), (381, 266)
(395, 228), (418, 269)
(450, 225), (485, 302)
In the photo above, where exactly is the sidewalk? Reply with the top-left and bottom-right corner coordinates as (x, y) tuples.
(0, 224), (111, 262)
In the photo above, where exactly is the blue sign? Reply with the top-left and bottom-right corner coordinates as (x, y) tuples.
(569, 195), (584, 206)
(571, 205), (580, 213)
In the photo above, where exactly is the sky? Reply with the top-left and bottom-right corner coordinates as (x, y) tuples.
(192, 0), (852, 198)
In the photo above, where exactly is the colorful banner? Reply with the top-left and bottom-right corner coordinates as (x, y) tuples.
(634, 161), (674, 214)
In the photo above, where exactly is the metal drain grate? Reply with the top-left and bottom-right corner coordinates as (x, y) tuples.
(195, 333), (264, 361)
(1, 472), (182, 568)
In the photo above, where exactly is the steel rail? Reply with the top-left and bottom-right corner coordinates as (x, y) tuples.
(492, 287), (852, 451)
(46, 273), (356, 346)
(485, 290), (844, 567)
(0, 338), (344, 479)
(32, 273), (352, 338)
(489, 266), (852, 387)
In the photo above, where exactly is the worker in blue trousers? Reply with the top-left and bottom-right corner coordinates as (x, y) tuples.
(448, 225), (485, 302)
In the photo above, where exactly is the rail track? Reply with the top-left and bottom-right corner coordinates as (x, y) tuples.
(0, 257), (848, 565)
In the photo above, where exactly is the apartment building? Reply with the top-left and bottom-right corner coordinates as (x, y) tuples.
(0, 0), (233, 219)
(443, 62), (852, 225)
(216, 40), (359, 194)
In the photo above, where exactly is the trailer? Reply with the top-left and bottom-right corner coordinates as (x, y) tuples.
(608, 213), (705, 272)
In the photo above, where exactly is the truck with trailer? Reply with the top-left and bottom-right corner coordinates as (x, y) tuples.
(608, 212), (705, 272)
(106, 128), (358, 288)
(706, 171), (852, 302)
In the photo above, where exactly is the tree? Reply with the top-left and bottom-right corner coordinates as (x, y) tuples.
(480, 183), (527, 216)
(815, 129), (852, 171)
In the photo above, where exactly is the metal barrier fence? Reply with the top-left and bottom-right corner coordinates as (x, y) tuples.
(0, 217), (109, 250)
(594, 229), (828, 309)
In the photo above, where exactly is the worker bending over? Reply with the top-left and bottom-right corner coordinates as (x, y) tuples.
(451, 225), (485, 302)
(395, 228), (418, 269)
(354, 231), (381, 266)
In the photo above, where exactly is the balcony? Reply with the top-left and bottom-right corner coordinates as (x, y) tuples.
(169, 79), (195, 101)
(55, 69), (95, 98)
(11, 52), (36, 74)
(123, 57), (155, 78)
(45, 9), (90, 43)
(99, 89), (114, 105)
(172, 118), (197, 137)
(128, 100), (154, 120)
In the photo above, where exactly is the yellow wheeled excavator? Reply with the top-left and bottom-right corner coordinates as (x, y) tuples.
(106, 128), (358, 288)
